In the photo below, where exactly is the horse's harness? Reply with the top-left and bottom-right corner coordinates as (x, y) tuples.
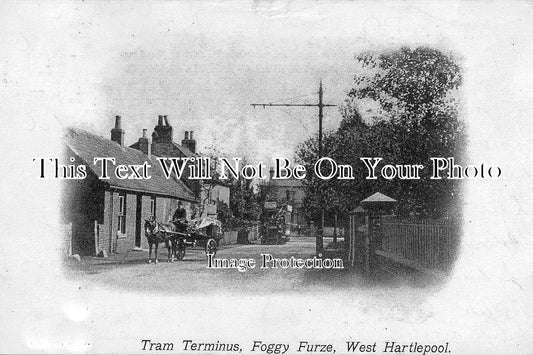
(146, 220), (162, 238)
(146, 219), (188, 239)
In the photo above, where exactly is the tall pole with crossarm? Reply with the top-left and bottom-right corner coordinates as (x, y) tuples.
(251, 81), (336, 256)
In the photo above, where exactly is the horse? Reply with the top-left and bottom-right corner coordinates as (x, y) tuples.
(144, 218), (180, 263)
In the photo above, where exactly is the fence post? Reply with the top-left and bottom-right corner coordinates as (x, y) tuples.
(367, 211), (380, 274)
(364, 214), (370, 274)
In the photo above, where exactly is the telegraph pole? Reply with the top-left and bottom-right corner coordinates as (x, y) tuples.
(251, 81), (336, 257)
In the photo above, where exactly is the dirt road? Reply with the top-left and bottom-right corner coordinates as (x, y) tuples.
(65, 236), (428, 294)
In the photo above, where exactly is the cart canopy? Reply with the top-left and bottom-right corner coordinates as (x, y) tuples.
(193, 217), (222, 230)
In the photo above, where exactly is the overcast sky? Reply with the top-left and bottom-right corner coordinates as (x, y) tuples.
(71, 1), (364, 163)
(0, 1), (460, 163)
(3, 1), (531, 166)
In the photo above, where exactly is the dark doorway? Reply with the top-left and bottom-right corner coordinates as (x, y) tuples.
(135, 195), (142, 248)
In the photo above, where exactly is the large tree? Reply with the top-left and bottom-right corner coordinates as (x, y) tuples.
(296, 46), (466, 220)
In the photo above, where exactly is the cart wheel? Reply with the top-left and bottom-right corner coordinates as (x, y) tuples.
(205, 238), (217, 256)
(176, 242), (186, 260)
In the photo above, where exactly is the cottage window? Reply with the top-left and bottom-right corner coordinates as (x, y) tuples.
(118, 193), (126, 234)
(150, 196), (156, 218)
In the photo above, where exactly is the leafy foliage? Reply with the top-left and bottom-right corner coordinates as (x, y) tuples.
(212, 158), (262, 230)
(296, 46), (465, 221)
(227, 172), (261, 227)
(215, 200), (234, 229)
(200, 146), (262, 229)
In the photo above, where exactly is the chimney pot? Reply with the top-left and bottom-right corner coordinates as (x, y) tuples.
(137, 129), (151, 157)
(181, 130), (196, 153)
(115, 115), (122, 129)
(153, 115), (173, 143)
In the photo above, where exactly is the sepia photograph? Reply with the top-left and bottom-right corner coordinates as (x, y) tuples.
(1, 1), (532, 353)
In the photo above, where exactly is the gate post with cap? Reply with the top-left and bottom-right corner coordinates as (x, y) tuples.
(360, 192), (397, 275)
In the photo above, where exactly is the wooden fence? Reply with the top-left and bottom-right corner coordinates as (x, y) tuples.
(379, 216), (456, 271)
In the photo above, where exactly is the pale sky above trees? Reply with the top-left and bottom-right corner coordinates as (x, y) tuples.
(4, 1), (530, 168)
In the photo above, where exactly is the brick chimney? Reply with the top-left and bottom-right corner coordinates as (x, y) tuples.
(153, 114), (173, 143)
(181, 130), (196, 153)
(137, 129), (151, 157)
(111, 115), (124, 146)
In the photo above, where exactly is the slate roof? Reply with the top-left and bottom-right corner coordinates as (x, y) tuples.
(65, 128), (196, 201)
(130, 140), (197, 158)
(171, 142), (196, 157)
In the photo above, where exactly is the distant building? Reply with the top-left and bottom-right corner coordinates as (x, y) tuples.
(62, 116), (196, 256)
(265, 167), (307, 228)
(130, 115), (230, 218)
(199, 180), (231, 217)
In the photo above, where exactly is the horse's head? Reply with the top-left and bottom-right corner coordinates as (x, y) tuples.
(144, 218), (157, 236)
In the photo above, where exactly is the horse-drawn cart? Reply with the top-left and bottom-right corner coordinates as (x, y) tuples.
(168, 225), (220, 260)
(144, 217), (222, 263)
